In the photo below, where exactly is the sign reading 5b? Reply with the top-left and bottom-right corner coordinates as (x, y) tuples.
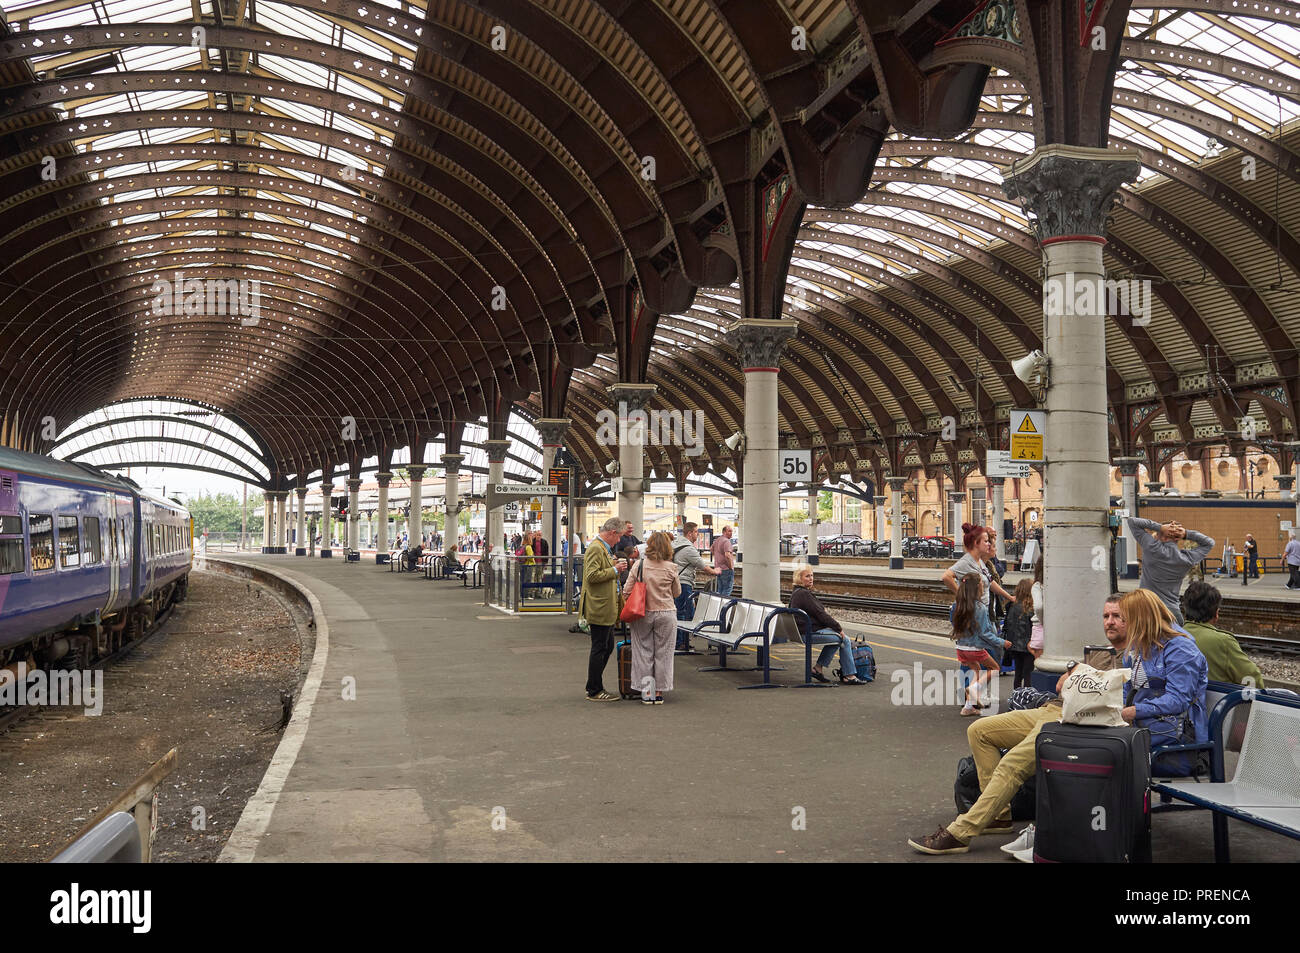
(779, 449), (812, 481)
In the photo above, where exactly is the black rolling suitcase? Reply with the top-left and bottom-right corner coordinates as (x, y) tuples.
(1033, 722), (1151, 863)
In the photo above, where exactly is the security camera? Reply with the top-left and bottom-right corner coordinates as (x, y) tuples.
(1011, 350), (1049, 388)
(605, 460), (620, 476)
(724, 431), (747, 453)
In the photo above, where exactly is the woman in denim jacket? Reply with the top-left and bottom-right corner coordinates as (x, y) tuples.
(1118, 589), (1209, 775)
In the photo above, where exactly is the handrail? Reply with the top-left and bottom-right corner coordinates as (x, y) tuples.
(49, 747), (178, 863)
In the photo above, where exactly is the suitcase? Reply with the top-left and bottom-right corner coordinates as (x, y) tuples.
(615, 622), (639, 700)
(1034, 722), (1152, 863)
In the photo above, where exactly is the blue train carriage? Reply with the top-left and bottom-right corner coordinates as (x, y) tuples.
(134, 489), (192, 623)
(0, 446), (189, 670)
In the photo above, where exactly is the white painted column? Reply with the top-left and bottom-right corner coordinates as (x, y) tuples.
(295, 486), (307, 555)
(319, 481), (334, 556)
(989, 477), (1006, 560)
(1004, 144), (1139, 676)
(606, 384), (656, 536)
(407, 465), (426, 549)
(261, 492), (274, 552)
(874, 494), (886, 545)
(284, 490), (293, 551)
(726, 319), (797, 604)
(484, 439), (511, 552)
(375, 472), (392, 563)
(274, 492), (287, 553)
(1115, 456), (1141, 578)
(948, 491), (966, 540)
(734, 490), (743, 540)
(806, 487), (820, 565)
(346, 478), (361, 553)
(442, 454), (464, 552)
(533, 420), (568, 559)
(887, 477), (906, 569)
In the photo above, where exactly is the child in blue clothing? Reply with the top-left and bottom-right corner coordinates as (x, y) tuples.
(950, 574), (1012, 716)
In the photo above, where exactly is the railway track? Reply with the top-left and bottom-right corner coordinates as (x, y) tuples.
(0, 598), (182, 736)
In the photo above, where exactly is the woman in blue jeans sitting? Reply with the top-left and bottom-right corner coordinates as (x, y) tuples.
(789, 565), (867, 684)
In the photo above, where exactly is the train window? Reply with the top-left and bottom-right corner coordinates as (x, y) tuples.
(29, 514), (54, 571)
(58, 515), (81, 568)
(0, 516), (22, 575)
(84, 517), (102, 564)
(107, 517), (116, 562)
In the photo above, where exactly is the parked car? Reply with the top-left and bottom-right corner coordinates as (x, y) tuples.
(819, 533), (863, 556)
(781, 533), (808, 555)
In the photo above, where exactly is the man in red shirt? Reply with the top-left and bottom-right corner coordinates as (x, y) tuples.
(710, 525), (735, 598)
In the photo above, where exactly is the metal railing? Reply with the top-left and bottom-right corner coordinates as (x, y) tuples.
(484, 554), (580, 613)
(49, 748), (177, 863)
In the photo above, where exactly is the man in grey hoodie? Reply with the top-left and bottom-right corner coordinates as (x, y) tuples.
(1125, 517), (1214, 624)
(672, 522), (721, 631)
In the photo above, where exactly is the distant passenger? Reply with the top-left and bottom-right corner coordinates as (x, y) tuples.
(1285, 534), (1300, 590)
(789, 565), (866, 684)
(1244, 534), (1259, 579)
(618, 521), (641, 555)
(622, 532), (681, 704)
(1002, 579), (1035, 690)
(1029, 557), (1044, 659)
(671, 522), (721, 630)
(950, 574), (1011, 716)
(1180, 582), (1264, 687)
(1125, 517), (1214, 624)
(580, 516), (629, 702)
(710, 526), (736, 598)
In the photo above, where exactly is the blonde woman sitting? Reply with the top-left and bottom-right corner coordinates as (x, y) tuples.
(789, 564), (867, 684)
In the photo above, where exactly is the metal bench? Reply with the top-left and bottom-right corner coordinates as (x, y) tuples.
(694, 599), (807, 690)
(675, 591), (732, 657)
(1151, 688), (1300, 862)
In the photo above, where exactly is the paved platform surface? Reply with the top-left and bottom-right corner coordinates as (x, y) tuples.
(220, 554), (1299, 862)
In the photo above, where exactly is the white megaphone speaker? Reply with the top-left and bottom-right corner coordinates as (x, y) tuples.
(1011, 350), (1048, 387)
(723, 431), (747, 453)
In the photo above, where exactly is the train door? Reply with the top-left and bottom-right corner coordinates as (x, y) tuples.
(105, 494), (121, 615)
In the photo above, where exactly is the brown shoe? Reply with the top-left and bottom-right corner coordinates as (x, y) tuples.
(907, 826), (969, 855)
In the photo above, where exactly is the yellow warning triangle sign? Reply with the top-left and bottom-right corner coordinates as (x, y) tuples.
(1016, 415), (1038, 434)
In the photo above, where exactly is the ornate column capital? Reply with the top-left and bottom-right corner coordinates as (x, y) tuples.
(295, 484), (309, 499)
(874, 495), (886, 505)
(886, 476), (908, 492)
(375, 471), (393, 488)
(441, 453), (465, 474)
(320, 480), (334, 492)
(346, 478), (362, 492)
(606, 382), (657, 412)
(407, 464), (427, 481)
(1275, 475), (1295, 488)
(725, 318), (798, 371)
(1001, 145), (1140, 241)
(1144, 481), (1164, 494)
(1114, 455), (1142, 477)
(948, 491), (966, 502)
(534, 418), (571, 447)
(986, 476), (1005, 488)
(483, 439), (511, 464)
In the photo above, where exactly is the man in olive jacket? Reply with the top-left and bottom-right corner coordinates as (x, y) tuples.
(580, 516), (629, 701)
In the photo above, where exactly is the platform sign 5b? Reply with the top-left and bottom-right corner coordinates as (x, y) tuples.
(780, 449), (812, 481)
(1009, 409), (1046, 462)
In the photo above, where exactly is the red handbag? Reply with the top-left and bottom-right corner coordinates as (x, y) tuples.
(619, 560), (647, 622)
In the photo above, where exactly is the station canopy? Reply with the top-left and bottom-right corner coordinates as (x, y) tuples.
(2, 1), (1298, 490)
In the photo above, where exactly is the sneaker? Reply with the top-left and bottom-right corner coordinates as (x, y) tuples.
(907, 827), (969, 855)
(642, 695), (656, 705)
(653, 695), (664, 705)
(1001, 824), (1035, 855)
(960, 706), (979, 717)
(586, 691), (619, 702)
(1013, 845), (1034, 863)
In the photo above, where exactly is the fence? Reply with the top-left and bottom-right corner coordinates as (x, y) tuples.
(484, 554), (580, 613)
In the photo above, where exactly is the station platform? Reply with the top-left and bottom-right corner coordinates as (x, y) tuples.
(213, 554), (1298, 863)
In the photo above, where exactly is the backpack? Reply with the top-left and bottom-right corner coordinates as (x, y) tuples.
(955, 754), (1036, 821)
(833, 641), (875, 683)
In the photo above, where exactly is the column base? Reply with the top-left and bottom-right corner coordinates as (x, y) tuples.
(806, 554), (820, 566)
(295, 548), (307, 556)
(1123, 564), (1139, 580)
(889, 557), (904, 570)
(260, 546), (273, 554)
(376, 553), (390, 565)
(1030, 669), (1061, 694)
(320, 549), (333, 558)
(271, 547), (287, 554)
